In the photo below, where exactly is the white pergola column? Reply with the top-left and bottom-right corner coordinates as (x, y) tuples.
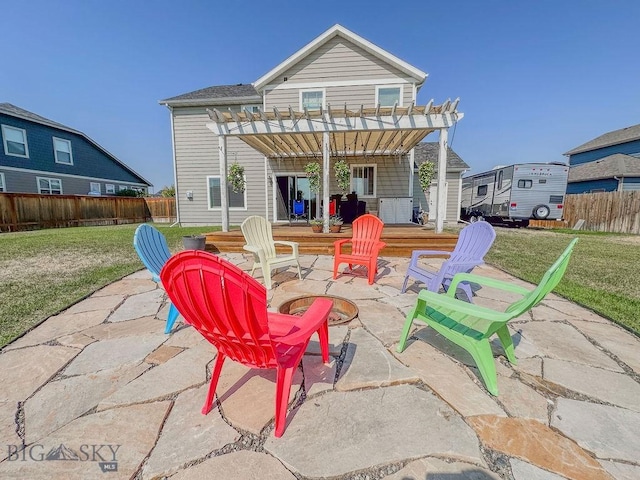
(436, 128), (448, 234)
(408, 149), (415, 198)
(219, 135), (229, 232)
(322, 131), (330, 233)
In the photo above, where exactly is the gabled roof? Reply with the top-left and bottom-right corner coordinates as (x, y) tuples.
(413, 142), (469, 171)
(568, 154), (640, 182)
(159, 84), (261, 107)
(253, 24), (428, 91)
(0, 103), (152, 186)
(564, 124), (640, 156)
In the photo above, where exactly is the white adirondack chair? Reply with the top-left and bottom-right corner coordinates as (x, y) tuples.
(240, 216), (302, 289)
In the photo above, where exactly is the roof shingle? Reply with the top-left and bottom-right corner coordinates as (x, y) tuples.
(564, 124), (640, 156)
(160, 84), (261, 104)
(413, 142), (469, 171)
(568, 154), (640, 182)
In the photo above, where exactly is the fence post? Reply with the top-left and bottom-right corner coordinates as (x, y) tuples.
(9, 194), (18, 232)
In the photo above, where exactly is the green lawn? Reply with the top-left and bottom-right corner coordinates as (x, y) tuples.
(0, 224), (216, 348)
(0, 224), (638, 349)
(485, 228), (640, 335)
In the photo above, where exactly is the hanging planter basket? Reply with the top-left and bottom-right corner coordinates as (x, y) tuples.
(227, 162), (246, 194)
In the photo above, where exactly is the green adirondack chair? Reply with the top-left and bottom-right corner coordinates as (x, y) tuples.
(396, 238), (578, 395)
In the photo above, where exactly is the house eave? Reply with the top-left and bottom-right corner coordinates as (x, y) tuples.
(159, 96), (263, 108)
(253, 24), (427, 92)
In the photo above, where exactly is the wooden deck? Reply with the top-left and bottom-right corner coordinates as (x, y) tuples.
(204, 223), (459, 257)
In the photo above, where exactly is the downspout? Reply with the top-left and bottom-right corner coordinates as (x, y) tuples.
(614, 176), (623, 191)
(165, 104), (180, 226)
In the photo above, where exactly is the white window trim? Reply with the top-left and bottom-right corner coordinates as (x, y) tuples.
(350, 163), (377, 198)
(375, 85), (403, 107)
(36, 176), (63, 195)
(53, 137), (73, 165)
(299, 88), (326, 111)
(1, 124), (30, 158)
(241, 104), (261, 113)
(206, 175), (247, 211)
(0, 172), (5, 192)
(119, 185), (129, 191)
(90, 182), (101, 193)
(105, 184), (115, 194)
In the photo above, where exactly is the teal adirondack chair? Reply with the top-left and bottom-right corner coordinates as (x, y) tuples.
(396, 238), (578, 395)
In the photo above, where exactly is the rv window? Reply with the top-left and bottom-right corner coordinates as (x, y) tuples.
(549, 195), (563, 203)
(477, 185), (488, 196)
(497, 171), (503, 189)
(539, 179), (547, 184)
(517, 179), (532, 189)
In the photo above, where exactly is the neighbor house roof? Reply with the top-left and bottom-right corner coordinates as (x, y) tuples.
(253, 24), (428, 91)
(413, 142), (469, 171)
(159, 84), (261, 107)
(0, 103), (152, 186)
(567, 153), (640, 182)
(564, 124), (640, 156)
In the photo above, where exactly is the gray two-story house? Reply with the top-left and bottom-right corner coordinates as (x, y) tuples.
(160, 24), (465, 230)
(0, 103), (151, 196)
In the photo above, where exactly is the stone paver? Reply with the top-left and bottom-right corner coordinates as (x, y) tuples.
(3, 256), (639, 480)
(551, 398), (640, 463)
(0, 402), (170, 479)
(384, 458), (501, 480)
(108, 288), (165, 322)
(63, 333), (166, 376)
(142, 385), (240, 479)
(394, 340), (505, 417)
(336, 327), (420, 391)
(265, 385), (483, 478)
(544, 358), (640, 411)
(469, 415), (612, 480)
(171, 450), (297, 479)
(0, 345), (80, 402)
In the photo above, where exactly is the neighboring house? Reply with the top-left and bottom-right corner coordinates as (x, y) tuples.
(412, 142), (469, 221)
(0, 103), (151, 196)
(160, 24), (464, 228)
(564, 124), (640, 193)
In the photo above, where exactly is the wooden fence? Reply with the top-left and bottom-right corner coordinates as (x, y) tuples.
(563, 191), (640, 234)
(0, 193), (176, 232)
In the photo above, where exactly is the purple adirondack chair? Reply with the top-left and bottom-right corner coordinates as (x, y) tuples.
(401, 221), (496, 301)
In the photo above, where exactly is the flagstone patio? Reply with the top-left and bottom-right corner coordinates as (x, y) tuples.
(1, 253), (639, 479)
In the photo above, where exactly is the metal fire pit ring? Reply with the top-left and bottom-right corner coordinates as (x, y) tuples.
(277, 295), (358, 326)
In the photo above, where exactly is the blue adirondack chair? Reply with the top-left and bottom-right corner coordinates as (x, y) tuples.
(401, 221), (496, 301)
(133, 224), (180, 333)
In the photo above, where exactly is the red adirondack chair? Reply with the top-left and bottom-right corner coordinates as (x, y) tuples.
(160, 251), (332, 437)
(333, 213), (386, 284)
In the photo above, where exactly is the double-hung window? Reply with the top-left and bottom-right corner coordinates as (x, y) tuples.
(376, 86), (402, 107)
(208, 176), (246, 209)
(105, 184), (115, 194)
(351, 164), (377, 198)
(89, 182), (101, 194)
(300, 90), (324, 111)
(53, 137), (73, 165)
(2, 125), (29, 158)
(0, 172), (5, 192)
(37, 177), (62, 195)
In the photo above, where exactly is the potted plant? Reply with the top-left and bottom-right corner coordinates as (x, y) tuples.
(227, 162), (246, 194)
(334, 159), (351, 199)
(417, 161), (436, 225)
(304, 161), (321, 195)
(183, 234), (206, 250)
(309, 218), (323, 233)
(329, 215), (343, 233)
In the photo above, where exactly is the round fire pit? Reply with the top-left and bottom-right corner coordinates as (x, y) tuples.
(278, 295), (358, 326)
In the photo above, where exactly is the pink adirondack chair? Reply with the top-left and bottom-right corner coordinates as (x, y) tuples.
(160, 251), (332, 437)
(333, 214), (386, 284)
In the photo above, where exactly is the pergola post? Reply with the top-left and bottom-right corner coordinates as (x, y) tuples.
(322, 131), (330, 233)
(218, 135), (229, 232)
(435, 128), (448, 234)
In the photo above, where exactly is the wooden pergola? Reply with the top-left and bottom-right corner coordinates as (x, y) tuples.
(206, 100), (463, 233)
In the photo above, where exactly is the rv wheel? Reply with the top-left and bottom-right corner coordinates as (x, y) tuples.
(532, 204), (551, 220)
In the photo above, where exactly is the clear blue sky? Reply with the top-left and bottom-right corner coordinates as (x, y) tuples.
(2, 0), (639, 191)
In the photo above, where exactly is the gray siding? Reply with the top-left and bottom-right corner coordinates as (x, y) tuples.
(0, 168), (144, 195)
(265, 36), (415, 110)
(412, 171), (462, 221)
(172, 107), (267, 226)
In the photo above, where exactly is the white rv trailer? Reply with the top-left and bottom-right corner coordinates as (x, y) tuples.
(460, 163), (569, 226)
